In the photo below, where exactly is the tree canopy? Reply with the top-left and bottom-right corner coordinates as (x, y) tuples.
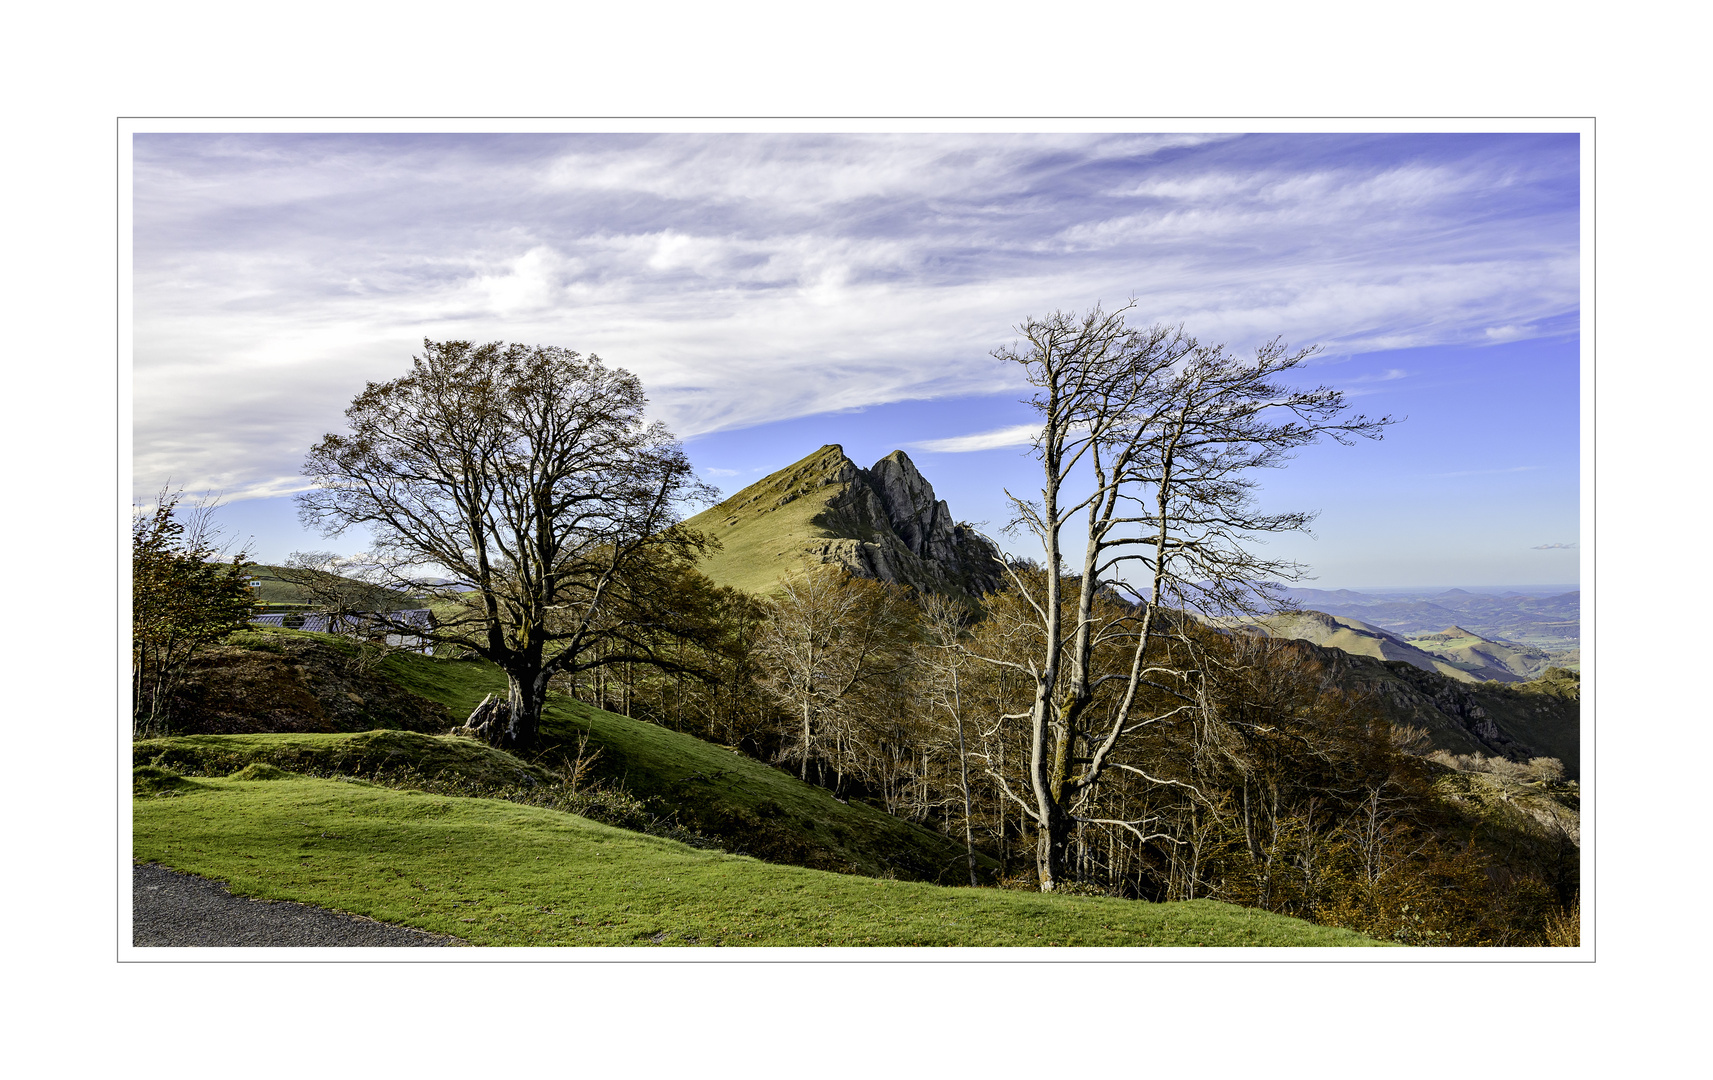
(132, 490), (254, 736)
(298, 339), (718, 750)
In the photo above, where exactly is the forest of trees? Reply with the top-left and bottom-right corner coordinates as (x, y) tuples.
(549, 560), (1577, 946)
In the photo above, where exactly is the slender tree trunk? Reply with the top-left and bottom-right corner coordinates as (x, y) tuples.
(801, 700), (813, 782)
(954, 713), (978, 887)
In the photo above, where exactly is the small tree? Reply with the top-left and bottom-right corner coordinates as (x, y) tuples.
(976, 302), (1393, 890)
(131, 490), (254, 736)
(298, 339), (717, 752)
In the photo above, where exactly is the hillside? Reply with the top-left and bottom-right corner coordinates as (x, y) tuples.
(1216, 609), (1481, 682)
(682, 444), (1001, 598)
(1283, 638), (1582, 777)
(1405, 627), (1559, 681)
(1220, 611), (1560, 684)
(147, 627), (994, 884)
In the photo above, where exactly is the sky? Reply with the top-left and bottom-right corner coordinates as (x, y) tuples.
(130, 130), (1582, 590)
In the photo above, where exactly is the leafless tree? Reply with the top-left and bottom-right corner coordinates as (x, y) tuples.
(974, 302), (1394, 891)
(752, 563), (915, 791)
(298, 339), (717, 751)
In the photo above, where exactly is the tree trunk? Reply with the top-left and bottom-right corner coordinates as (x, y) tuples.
(1036, 804), (1071, 891)
(504, 673), (543, 750)
(954, 713), (978, 887)
(458, 667), (544, 751)
(800, 701), (813, 782)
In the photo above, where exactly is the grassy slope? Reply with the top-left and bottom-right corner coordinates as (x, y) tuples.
(1404, 629), (1556, 681)
(134, 729), (555, 788)
(163, 629), (995, 883)
(680, 444), (854, 595)
(132, 776), (1385, 947)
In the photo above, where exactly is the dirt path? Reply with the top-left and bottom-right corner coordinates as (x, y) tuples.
(132, 863), (466, 947)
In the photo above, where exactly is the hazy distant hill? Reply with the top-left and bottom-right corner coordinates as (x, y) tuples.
(682, 445), (1002, 598)
(1278, 586), (1580, 651)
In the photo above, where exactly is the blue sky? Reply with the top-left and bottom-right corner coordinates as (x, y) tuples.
(132, 131), (1581, 589)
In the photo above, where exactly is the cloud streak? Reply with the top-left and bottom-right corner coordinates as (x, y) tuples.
(909, 424), (1042, 453)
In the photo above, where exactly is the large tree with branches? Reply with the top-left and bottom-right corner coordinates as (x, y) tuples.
(978, 303), (1394, 891)
(298, 339), (718, 752)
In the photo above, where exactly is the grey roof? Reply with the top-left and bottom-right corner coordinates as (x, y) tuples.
(250, 609), (434, 634)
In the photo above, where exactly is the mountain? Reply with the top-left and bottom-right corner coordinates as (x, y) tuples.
(682, 445), (1003, 598)
(1215, 609), (1485, 683)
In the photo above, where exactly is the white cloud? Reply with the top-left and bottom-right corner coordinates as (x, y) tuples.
(910, 424), (1042, 453)
(703, 466), (739, 477)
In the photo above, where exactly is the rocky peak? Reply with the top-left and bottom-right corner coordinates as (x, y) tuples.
(867, 450), (958, 562)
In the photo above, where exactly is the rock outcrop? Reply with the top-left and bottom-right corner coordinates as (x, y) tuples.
(813, 448), (1004, 597)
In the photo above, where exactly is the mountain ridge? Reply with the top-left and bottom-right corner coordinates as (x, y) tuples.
(683, 444), (1003, 598)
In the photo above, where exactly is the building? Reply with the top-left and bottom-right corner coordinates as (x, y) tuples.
(249, 608), (436, 654)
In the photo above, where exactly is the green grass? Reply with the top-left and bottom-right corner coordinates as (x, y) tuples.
(680, 443), (857, 595)
(133, 776), (1388, 947)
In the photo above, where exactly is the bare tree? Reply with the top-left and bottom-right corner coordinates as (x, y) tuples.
(752, 563), (915, 791)
(975, 302), (1393, 891)
(298, 339), (717, 752)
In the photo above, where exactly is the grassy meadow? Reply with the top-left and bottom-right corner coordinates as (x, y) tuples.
(133, 773), (1387, 947)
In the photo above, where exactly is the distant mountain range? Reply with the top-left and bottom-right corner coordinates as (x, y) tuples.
(1213, 610), (1564, 683)
(1275, 586), (1580, 654)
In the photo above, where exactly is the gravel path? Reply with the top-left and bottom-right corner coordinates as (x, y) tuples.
(133, 863), (465, 947)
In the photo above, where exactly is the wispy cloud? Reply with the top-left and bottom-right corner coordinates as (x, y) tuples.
(1531, 542), (1578, 550)
(131, 132), (1580, 501)
(1429, 465), (1542, 479)
(703, 466), (739, 477)
(1348, 368), (1408, 383)
(910, 424), (1042, 453)
(1484, 324), (1533, 342)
